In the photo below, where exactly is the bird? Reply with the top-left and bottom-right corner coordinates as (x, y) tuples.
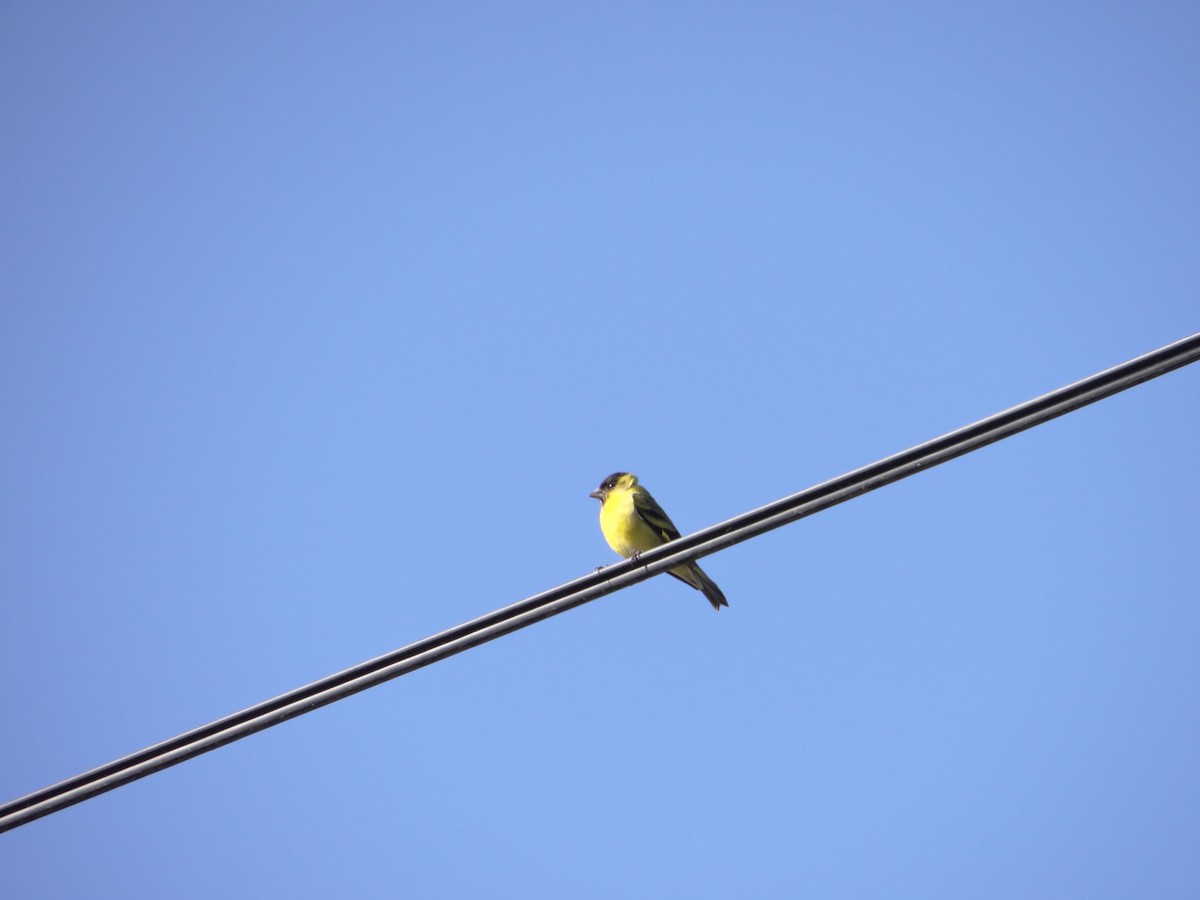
(589, 472), (728, 611)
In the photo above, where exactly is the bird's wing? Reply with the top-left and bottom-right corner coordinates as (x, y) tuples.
(632, 491), (683, 543)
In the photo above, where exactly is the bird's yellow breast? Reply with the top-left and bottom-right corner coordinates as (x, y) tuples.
(598, 487), (664, 558)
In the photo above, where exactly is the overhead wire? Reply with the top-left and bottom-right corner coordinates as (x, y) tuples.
(2, 331), (1198, 833)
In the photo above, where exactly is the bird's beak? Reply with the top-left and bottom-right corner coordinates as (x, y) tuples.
(589, 489), (605, 501)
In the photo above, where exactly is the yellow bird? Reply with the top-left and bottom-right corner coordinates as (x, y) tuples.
(589, 472), (728, 611)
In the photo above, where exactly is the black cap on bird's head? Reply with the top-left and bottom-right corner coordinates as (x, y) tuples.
(589, 471), (634, 501)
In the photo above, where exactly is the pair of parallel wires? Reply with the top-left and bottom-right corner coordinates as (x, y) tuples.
(2, 331), (1198, 833)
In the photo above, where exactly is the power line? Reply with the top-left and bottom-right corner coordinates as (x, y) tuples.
(2, 331), (1198, 833)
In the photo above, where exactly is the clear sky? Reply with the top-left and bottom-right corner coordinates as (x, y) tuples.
(2, 3), (1198, 897)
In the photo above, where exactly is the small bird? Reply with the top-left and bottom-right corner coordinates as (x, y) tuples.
(589, 472), (728, 611)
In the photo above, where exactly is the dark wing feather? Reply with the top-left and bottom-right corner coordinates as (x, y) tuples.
(632, 490), (682, 543)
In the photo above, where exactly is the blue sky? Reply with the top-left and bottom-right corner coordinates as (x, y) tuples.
(2, 2), (1198, 897)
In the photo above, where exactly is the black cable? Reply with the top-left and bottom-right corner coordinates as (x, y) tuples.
(3, 331), (1198, 833)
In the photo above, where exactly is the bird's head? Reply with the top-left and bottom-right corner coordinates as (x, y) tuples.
(589, 472), (637, 501)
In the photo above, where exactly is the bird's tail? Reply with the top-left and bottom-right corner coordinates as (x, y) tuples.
(670, 562), (729, 611)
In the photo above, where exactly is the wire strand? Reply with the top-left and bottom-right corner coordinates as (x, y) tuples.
(3, 331), (1198, 833)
